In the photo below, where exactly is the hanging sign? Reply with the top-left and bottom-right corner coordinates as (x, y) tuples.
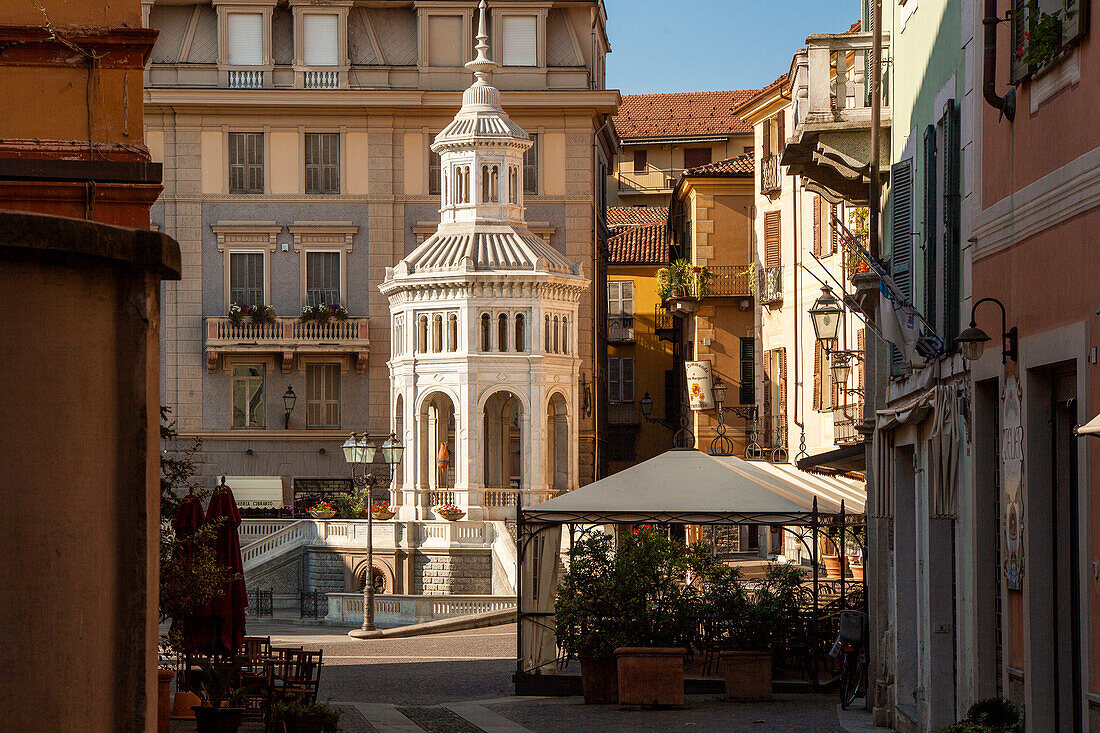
(1001, 376), (1024, 590)
(685, 360), (714, 411)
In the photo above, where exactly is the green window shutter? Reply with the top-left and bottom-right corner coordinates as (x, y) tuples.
(890, 159), (913, 376)
(942, 99), (962, 344)
(1063, 0), (1089, 45)
(923, 125), (938, 326)
(1011, 0), (1032, 82)
(739, 337), (755, 405)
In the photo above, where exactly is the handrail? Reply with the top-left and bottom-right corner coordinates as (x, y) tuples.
(241, 519), (315, 571)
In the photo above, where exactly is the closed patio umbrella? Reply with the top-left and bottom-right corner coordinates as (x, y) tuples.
(169, 494), (209, 653)
(203, 483), (248, 655)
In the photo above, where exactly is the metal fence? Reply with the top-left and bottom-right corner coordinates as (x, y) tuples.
(300, 590), (328, 619)
(248, 588), (273, 617)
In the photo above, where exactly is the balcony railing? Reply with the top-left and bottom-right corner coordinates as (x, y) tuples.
(708, 266), (755, 298)
(789, 32), (890, 132)
(833, 403), (863, 445)
(759, 266), (783, 304)
(608, 315), (635, 342)
(617, 166), (685, 194)
(303, 69), (340, 89)
(227, 69), (264, 89)
(654, 305), (673, 333)
(205, 315), (370, 372)
(760, 155), (781, 194)
(608, 402), (638, 426)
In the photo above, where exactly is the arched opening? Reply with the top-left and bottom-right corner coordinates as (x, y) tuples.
(546, 392), (570, 492)
(357, 565), (387, 594)
(442, 170), (448, 206)
(394, 395), (404, 489)
(481, 164), (490, 203)
(544, 315), (551, 352)
(417, 315), (428, 353)
(419, 392), (456, 491)
(514, 314), (525, 352)
(560, 316), (569, 355)
(483, 391), (523, 489)
(463, 167), (470, 203)
(447, 313), (458, 352)
(490, 165), (499, 202)
(509, 166), (518, 204)
(481, 313), (492, 352)
(432, 314), (443, 353)
(498, 313), (508, 352)
(552, 316), (560, 353)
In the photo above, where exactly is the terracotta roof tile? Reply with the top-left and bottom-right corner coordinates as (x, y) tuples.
(613, 89), (761, 140)
(607, 222), (668, 265)
(683, 152), (755, 178)
(607, 206), (668, 229)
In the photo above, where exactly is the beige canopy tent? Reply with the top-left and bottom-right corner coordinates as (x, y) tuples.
(222, 476), (284, 509)
(515, 448), (865, 693)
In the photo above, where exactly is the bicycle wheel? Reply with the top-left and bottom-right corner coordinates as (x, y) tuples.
(839, 654), (853, 710)
(842, 656), (865, 708)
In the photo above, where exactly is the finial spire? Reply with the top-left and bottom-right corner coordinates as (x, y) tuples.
(465, 0), (498, 83)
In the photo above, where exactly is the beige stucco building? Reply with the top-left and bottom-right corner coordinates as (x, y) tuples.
(144, 0), (618, 503)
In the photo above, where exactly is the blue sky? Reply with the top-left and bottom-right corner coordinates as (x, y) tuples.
(604, 0), (860, 95)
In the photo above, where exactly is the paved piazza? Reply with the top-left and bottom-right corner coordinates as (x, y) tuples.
(168, 622), (866, 732)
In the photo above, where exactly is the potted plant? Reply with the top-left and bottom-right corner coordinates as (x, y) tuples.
(227, 302), (245, 327)
(309, 500), (337, 519)
(249, 304), (276, 325)
(371, 501), (395, 520)
(271, 700), (341, 733)
(192, 659), (253, 733)
(937, 696), (1022, 732)
(434, 503), (465, 521)
(703, 563), (802, 701)
(301, 304), (349, 324)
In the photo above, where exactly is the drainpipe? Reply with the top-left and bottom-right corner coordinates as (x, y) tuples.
(983, 0), (1016, 121)
(868, 0), (882, 260)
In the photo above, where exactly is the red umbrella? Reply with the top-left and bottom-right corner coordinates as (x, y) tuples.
(203, 483), (248, 655)
(170, 495), (209, 652)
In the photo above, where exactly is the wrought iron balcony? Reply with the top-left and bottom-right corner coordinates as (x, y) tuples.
(205, 315), (370, 373)
(608, 315), (635, 343)
(760, 155), (781, 195)
(759, 266), (783, 304)
(833, 403), (863, 445)
(707, 265), (755, 298)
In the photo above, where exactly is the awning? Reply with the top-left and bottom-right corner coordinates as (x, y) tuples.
(524, 449), (864, 526)
(222, 476), (284, 509)
(796, 442), (867, 480)
(1075, 413), (1100, 438)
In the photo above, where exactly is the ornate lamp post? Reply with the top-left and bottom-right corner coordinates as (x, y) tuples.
(957, 297), (1017, 363)
(343, 432), (404, 633)
(282, 385), (297, 429)
(709, 378), (761, 458)
(809, 284), (864, 400)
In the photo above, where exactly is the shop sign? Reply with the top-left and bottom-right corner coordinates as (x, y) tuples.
(1001, 376), (1024, 590)
(685, 360), (714, 411)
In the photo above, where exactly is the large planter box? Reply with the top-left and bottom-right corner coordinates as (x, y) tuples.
(719, 650), (772, 701)
(579, 655), (618, 704)
(614, 647), (685, 707)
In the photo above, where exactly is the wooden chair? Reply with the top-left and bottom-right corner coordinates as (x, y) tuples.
(280, 650), (323, 704)
(238, 636), (272, 718)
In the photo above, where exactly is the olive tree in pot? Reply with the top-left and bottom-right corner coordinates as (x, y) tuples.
(702, 563), (803, 701)
(191, 659), (256, 733)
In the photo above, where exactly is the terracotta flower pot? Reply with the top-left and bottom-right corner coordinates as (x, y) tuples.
(170, 690), (202, 720)
(719, 650), (772, 701)
(579, 655), (619, 704)
(157, 669), (174, 733)
(823, 554), (843, 578)
(437, 511), (465, 522)
(848, 559), (864, 581)
(193, 706), (244, 733)
(614, 647), (685, 707)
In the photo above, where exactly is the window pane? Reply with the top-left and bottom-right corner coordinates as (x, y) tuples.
(229, 132), (264, 194)
(429, 141), (441, 195)
(232, 365), (265, 427)
(502, 15), (537, 66)
(523, 134), (538, 194)
(306, 363), (340, 428)
(227, 13), (263, 66)
(305, 133), (339, 194)
(303, 14), (338, 66)
(230, 252), (264, 306)
(306, 251), (340, 306)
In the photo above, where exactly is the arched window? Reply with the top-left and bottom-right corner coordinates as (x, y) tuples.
(481, 313), (492, 352)
(490, 165), (499, 202)
(447, 313), (458, 352)
(514, 314), (525, 351)
(509, 167), (518, 204)
(442, 170), (448, 206)
(552, 316), (560, 353)
(498, 313), (508, 352)
(545, 315), (551, 352)
(418, 315), (428, 353)
(453, 166), (461, 205)
(463, 167), (471, 203)
(432, 314), (443, 353)
(561, 316), (569, 354)
(481, 165), (490, 203)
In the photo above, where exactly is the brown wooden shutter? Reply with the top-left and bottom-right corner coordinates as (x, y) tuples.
(777, 347), (787, 448)
(764, 211), (781, 267)
(1064, 0), (1088, 45)
(812, 195), (822, 256)
(762, 121), (771, 159)
(812, 342), (822, 410)
(776, 112), (785, 155)
(1010, 0), (1030, 83)
(761, 350), (773, 446)
(857, 329), (865, 403)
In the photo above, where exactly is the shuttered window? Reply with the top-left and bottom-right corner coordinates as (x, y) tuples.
(607, 280), (634, 317)
(764, 211), (781, 268)
(1012, 0), (1087, 82)
(942, 99), (962, 343)
(305, 251), (340, 307)
(813, 341), (832, 411)
(306, 363), (340, 428)
(303, 14), (338, 66)
(761, 350), (773, 445)
(229, 252), (264, 306)
(227, 12), (263, 66)
(633, 149), (647, 174)
(429, 136), (442, 195)
(523, 134), (538, 194)
(608, 357), (634, 403)
(739, 337), (755, 405)
(231, 365), (266, 428)
(228, 132), (264, 193)
(502, 15), (537, 66)
(812, 195), (824, 256)
(777, 347), (787, 447)
(923, 124), (938, 322)
(684, 147), (712, 169)
(890, 158), (914, 375)
(775, 112), (785, 155)
(305, 132), (340, 194)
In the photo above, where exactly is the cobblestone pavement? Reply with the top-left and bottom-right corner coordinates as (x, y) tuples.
(170, 622), (855, 733)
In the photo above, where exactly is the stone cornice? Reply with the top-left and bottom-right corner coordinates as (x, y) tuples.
(288, 221), (358, 252)
(212, 221), (282, 251)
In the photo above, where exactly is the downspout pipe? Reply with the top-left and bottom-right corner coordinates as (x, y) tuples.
(868, 0), (882, 260)
(983, 0), (1016, 121)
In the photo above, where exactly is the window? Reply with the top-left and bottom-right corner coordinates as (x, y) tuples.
(305, 251), (340, 307)
(481, 313), (492, 351)
(227, 12), (263, 66)
(228, 132), (264, 194)
(523, 134), (538, 194)
(633, 149), (647, 174)
(231, 364), (266, 428)
(229, 251), (264, 306)
(508, 166), (518, 204)
(418, 315), (428, 353)
(302, 14), (338, 66)
(608, 357), (635, 403)
(743, 146), (754, 155)
(514, 314), (525, 351)
(429, 140), (442, 195)
(890, 158), (913, 376)
(544, 315), (551, 352)
(454, 165), (470, 204)
(607, 281), (634, 318)
(684, 147), (712, 169)
(502, 15), (537, 66)
(498, 313), (508, 352)
(739, 337), (755, 404)
(305, 132), (339, 194)
(812, 195), (828, 257)
(813, 341), (832, 411)
(447, 313), (458, 352)
(428, 14), (464, 67)
(305, 363), (340, 428)
(1010, 0), (1087, 82)
(490, 165), (499, 202)
(552, 315), (560, 353)
(429, 314), (441, 353)
(763, 211), (781, 268)
(560, 316), (568, 354)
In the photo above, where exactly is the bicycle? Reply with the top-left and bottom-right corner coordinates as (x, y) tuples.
(834, 610), (867, 709)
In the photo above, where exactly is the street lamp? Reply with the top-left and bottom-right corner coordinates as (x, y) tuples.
(283, 385), (297, 428)
(830, 353), (852, 386)
(708, 377), (760, 459)
(809, 284), (843, 347)
(957, 297), (1017, 363)
(344, 432), (404, 634)
(640, 392), (654, 418)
